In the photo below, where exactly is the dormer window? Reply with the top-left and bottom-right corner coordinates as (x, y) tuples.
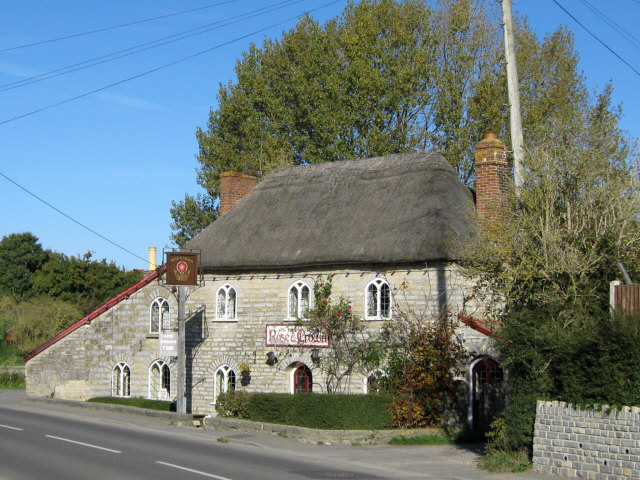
(288, 281), (310, 319)
(365, 279), (391, 320)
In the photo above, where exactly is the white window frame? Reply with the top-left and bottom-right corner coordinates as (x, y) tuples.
(150, 297), (170, 333)
(215, 284), (237, 321)
(213, 365), (236, 404)
(149, 360), (171, 400)
(288, 281), (311, 320)
(363, 368), (389, 394)
(365, 278), (392, 320)
(112, 362), (130, 397)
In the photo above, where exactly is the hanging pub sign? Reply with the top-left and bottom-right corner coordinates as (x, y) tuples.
(165, 252), (199, 286)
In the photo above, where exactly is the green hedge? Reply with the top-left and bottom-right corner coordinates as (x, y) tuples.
(87, 396), (175, 411)
(0, 372), (25, 389)
(246, 393), (393, 430)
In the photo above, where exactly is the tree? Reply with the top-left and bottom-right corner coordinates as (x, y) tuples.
(380, 291), (469, 429)
(173, 0), (528, 240)
(300, 277), (380, 393)
(0, 233), (48, 298)
(464, 84), (640, 453)
(169, 193), (218, 247)
(32, 251), (143, 315)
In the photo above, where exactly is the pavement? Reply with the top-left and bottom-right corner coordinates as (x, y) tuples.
(0, 390), (556, 480)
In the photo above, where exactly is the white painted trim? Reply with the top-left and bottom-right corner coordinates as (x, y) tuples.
(287, 281), (311, 321)
(149, 297), (170, 333)
(364, 278), (392, 320)
(148, 359), (171, 401)
(215, 284), (238, 321)
(212, 364), (236, 404)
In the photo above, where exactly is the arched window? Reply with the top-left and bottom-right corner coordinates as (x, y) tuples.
(150, 297), (170, 333)
(288, 281), (310, 319)
(112, 362), (130, 397)
(214, 365), (236, 403)
(364, 369), (390, 394)
(365, 279), (391, 320)
(149, 360), (170, 400)
(216, 284), (237, 321)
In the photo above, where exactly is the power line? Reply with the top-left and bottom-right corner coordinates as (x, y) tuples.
(579, 0), (640, 50)
(0, 0), (342, 126)
(0, 0), (306, 93)
(0, 0), (240, 53)
(0, 170), (149, 266)
(551, 0), (640, 79)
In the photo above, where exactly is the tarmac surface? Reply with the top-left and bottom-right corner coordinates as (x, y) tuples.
(0, 390), (555, 480)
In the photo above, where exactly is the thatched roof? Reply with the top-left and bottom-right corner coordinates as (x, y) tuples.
(187, 152), (478, 271)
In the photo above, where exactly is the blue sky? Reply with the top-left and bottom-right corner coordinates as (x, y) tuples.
(1, 0), (639, 271)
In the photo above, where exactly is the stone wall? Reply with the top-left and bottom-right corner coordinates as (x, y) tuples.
(25, 262), (499, 423)
(533, 400), (640, 479)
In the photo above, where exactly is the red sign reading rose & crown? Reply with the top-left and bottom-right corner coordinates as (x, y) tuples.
(265, 324), (329, 347)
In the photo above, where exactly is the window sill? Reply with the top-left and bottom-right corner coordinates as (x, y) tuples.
(146, 333), (159, 338)
(211, 319), (238, 323)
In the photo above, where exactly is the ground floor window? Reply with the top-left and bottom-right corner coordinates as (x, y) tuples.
(293, 365), (312, 393)
(214, 365), (236, 403)
(149, 360), (170, 400)
(364, 369), (391, 394)
(112, 362), (130, 397)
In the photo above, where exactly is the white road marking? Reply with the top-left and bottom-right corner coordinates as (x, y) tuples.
(156, 461), (234, 480)
(0, 424), (23, 431)
(44, 435), (121, 453)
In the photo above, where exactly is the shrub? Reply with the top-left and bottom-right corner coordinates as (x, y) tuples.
(0, 371), (25, 388)
(215, 391), (251, 418)
(246, 393), (393, 430)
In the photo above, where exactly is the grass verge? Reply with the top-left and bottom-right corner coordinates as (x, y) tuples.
(87, 396), (175, 411)
(0, 372), (25, 389)
(478, 450), (531, 472)
(388, 429), (485, 446)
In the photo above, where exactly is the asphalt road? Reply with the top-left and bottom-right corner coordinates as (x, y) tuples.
(0, 390), (553, 480)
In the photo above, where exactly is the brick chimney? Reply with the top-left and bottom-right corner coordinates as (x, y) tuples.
(219, 172), (258, 216)
(474, 133), (509, 223)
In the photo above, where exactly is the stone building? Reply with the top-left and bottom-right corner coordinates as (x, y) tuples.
(25, 134), (509, 429)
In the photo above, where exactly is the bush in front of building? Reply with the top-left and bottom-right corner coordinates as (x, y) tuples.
(215, 390), (251, 418)
(245, 393), (393, 430)
(87, 396), (176, 411)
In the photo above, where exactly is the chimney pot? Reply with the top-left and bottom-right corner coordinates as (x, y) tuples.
(148, 247), (157, 271)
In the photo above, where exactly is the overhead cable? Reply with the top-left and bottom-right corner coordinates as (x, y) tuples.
(0, 0), (342, 126)
(552, 0), (640, 78)
(0, 170), (149, 266)
(0, 0), (306, 92)
(0, 0), (240, 53)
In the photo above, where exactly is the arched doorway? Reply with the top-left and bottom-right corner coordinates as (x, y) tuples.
(293, 365), (312, 393)
(472, 357), (505, 432)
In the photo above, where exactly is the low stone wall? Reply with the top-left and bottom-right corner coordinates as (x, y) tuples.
(0, 366), (25, 375)
(533, 400), (640, 479)
(209, 416), (444, 445)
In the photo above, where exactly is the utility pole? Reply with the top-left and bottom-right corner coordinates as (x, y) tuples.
(177, 286), (186, 414)
(502, 0), (525, 196)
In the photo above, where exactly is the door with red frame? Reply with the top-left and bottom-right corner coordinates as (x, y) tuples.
(293, 365), (312, 393)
